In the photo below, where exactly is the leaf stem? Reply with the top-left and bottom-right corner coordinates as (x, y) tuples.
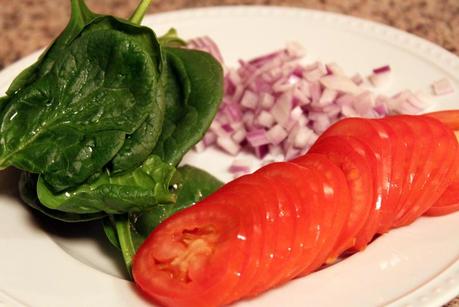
(129, 0), (153, 25)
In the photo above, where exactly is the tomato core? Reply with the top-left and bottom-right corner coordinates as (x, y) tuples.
(155, 226), (217, 283)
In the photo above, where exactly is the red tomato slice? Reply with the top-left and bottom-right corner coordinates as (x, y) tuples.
(252, 171), (297, 291)
(379, 116), (414, 228)
(230, 174), (281, 297)
(318, 118), (392, 247)
(399, 116), (457, 224)
(308, 135), (374, 257)
(292, 153), (351, 273)
(373, 119), (404, 233)
(391, 116), (432, 227)
(207, 179), (267, 302)
(257, 162), (325, 281)
(255, 165), (302, 286)
(132, 195), (249, 307)
(425, 181), (459, 216)
(425, 110), (459, 130)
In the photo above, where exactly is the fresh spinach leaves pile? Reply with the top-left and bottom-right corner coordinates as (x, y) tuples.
(1, 0), (223, 273)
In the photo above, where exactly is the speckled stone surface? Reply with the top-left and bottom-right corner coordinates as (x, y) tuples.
(0, 0), (458, 306)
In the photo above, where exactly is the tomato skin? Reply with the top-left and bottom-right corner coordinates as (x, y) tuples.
(250, 172), (297, 291)
(380, 116), (414, 228)
(292, 153), (351, 272)
(309, 135), (374, 257)
(400, 117), (457, 224)
(257, 162), (325, 280)
(318, 118), (393, 249)
(425, 110), (459, 130)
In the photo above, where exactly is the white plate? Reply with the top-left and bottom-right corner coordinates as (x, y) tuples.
(1, 6), (459, 307)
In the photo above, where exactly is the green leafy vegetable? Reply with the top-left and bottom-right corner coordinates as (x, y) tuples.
(6, 0), (98, 95)
(19, 172), (106, 222)
(0, 16), (165, 191)
(152, 47), (224, 165)
(3, 0), (226, 279)
(36, 155), (175, 214)
(158, 28), (187, 48)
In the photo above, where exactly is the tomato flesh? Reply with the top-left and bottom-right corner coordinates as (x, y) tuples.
(292, 153), (351, 272)
(309, 135), (374, 256)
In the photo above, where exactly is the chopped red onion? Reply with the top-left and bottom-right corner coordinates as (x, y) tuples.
(369, 71), (391, 88)
(267, 124), (288, 145)
(318, 88), (338, 106)
(326, 63), (345, 76)
(320, 75), (363, 95)
(228, 159), (252, 174)
(240, 90), (258, 109)
(232, 128), (247, 143)
(189, 38), (436, 162)
(351, 73), (364, 85)
(272, 91), (293, 125)
(246, 129), (270, 147)
(216, 137), (240, 155)
(257, 111), (275, 128)
(432, 78), (454, 96)
(373, 65), (391, 74)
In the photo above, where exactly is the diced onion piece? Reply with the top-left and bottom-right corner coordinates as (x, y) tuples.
(272, 91), (293, 125)
(294, 127), (314, 149)
(353, 91), (375, 115)
(260, 92), (275, 109)
(257, 111), (275, 128)
(240, 90), (258, 109)
(232, 128), (247, 143)
(229, 159), (251, 174)
(326, 63), (345, 76)
(373, 65), (391, 74)
(266, 124), (288, 145)
(432, 78), (454, 96)
(217, 137), (240, 155)
(351, 73), (364, 85)
(246, 129), (270, 147)
(320, 75), (363, 95)
(318, 88), (338, 106)
(369, 71), (391, 88)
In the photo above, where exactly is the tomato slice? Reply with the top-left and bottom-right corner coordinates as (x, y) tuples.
(308, 135), (374, 257)
(425, 181), (459, 216)
(252, 171), (297, 291)
(292, 153), (351, 273)
(231, 174), (281, 297)
(379, 116), (414, 228)
(425, 110), (459, 130)
(373, 118), (404, 233)
(399, 116), (457, 223)
(207, 179), (267, 302)
(257, 162), (324, 280)
(318, 118), (392, 246)
(390, 116), (432, 227)
(132, 194), (249, 307)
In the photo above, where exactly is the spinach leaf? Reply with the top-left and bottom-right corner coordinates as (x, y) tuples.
(158, 28), (187, 48)
(18, 172), (106, 222)
(102, 215), (120, 248)
(152, 47), (224, 165)
(6, 0), (98, 96)
(108, 165), (223, 273)
(36, 155), (176, 214)
(0, 16), (165, 191)
(109, 64), (167, 174)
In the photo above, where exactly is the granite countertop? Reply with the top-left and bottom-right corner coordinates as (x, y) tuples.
(0, 0), (458, 306)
